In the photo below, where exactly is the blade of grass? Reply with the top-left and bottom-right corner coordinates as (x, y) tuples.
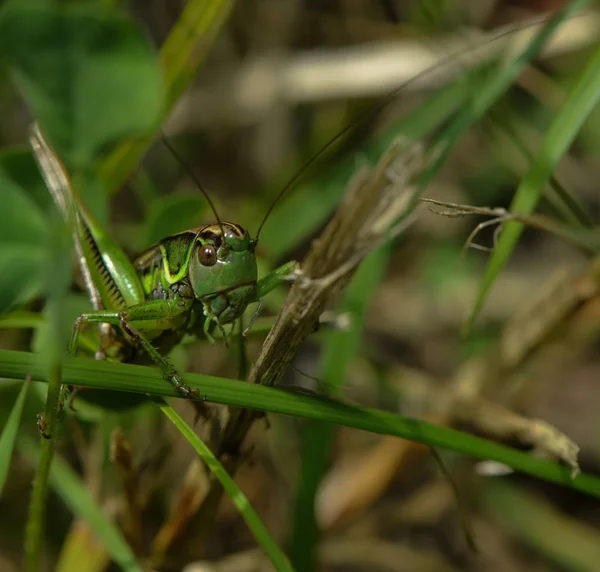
(289, 248), (390, 570)
(414, 0), (592, 219)
(157, 400), (293, 572)
(19, 437), (142, 572)
(0, 311), (44, 330)
(486, 107), (594, 231)
(481, 481), (600, 571)
(98, 0), (234, 196)
(465, 36), (600, 332)
(0, 376), (31, 495)
(260, 15), (583, 259)
(2, 350), (600, 499)
(24, 219), (71, 572)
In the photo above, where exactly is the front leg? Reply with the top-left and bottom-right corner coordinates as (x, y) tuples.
(202, 302), (229, 346)
(255, 261), (297, 299)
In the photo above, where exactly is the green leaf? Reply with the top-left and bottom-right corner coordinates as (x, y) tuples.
(0, 378), (31, 496)
(19, 437), (143, 572)
(416, 0), (593, 205)
(2, 350), (600, 500)
(25, 218), (72, 572)
(144, 194), (208, 246)
(0, 150), (48, 312)
(158, 401), (293, 572)
(0, 0), (162, 170)
(465, 37), (600, 332)
(99, 0), (235, 196)
(482, 481), (600, 571)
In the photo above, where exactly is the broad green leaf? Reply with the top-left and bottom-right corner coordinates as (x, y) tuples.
(466, 38), (600, 331)
(0, 378), (31, 496)
(0, 0), (162, 170)
(0, 151), (48, 312)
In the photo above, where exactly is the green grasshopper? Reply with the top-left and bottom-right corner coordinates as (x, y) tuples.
(30, 123), (295, 411)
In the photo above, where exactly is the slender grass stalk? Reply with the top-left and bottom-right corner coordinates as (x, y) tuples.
(24, 221), (71, 572)
(158, 400), (293, 572)
(414, 0), (593, 225)
(19, 437), (142, 572)
(290, 249), (389, 570)
(0, 376), (31, 495)
(466, 22), (600, 331)
(25, 359), (63, 571)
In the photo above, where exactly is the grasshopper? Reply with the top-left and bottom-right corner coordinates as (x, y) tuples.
(30, 123), (295, 410)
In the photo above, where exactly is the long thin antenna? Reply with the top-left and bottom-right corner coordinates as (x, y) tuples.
(254, 17), (550, 243)
(160, 132), (225, 237)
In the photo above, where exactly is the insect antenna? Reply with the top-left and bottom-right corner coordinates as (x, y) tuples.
(254, 17), (549, 243)
(160, 132), (225, 237)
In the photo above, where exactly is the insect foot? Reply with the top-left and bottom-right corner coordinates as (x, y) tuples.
(169, 370), (202, 400)
(36, 413), (51, 440)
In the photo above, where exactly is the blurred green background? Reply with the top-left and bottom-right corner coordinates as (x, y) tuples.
(2, 0), (600, 571)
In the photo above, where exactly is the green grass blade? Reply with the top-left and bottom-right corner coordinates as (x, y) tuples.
(0, 311), (44, 330)
(98, 0), (234, 197)
(157, 400), (293, 572)
(465, 37), (600, 332)
(24, 219), (72, 572)
(290, 248), (390, 570)
(19, 437), (142, 572)
(413, 0), (592, 200)
(481, 481), (600, 571)
(0, 377), (31, 496)
(486, 108), (594, 231)
(2, 350), (600, 499)
(425, 1), (592, 188)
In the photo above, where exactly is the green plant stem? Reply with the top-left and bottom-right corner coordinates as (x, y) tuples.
(2, 349), (600, 499)
(24, 359), (63, 572)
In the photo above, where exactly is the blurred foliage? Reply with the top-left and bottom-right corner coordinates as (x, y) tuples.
(1, 1), (600, 571)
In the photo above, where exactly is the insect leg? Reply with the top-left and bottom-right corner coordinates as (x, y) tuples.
(69, 300), (200, 399)
(201, 304), (229, 347)
(242, 298), (262, 337)
(239, 261), (297, 337)
(255, 261), (297, 299)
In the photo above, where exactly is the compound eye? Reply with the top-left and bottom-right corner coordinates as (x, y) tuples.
(197, 244), (217, 266)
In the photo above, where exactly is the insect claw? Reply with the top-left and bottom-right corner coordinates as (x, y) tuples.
(37, 414), (51, 440)
(67, 387), (80, 411)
